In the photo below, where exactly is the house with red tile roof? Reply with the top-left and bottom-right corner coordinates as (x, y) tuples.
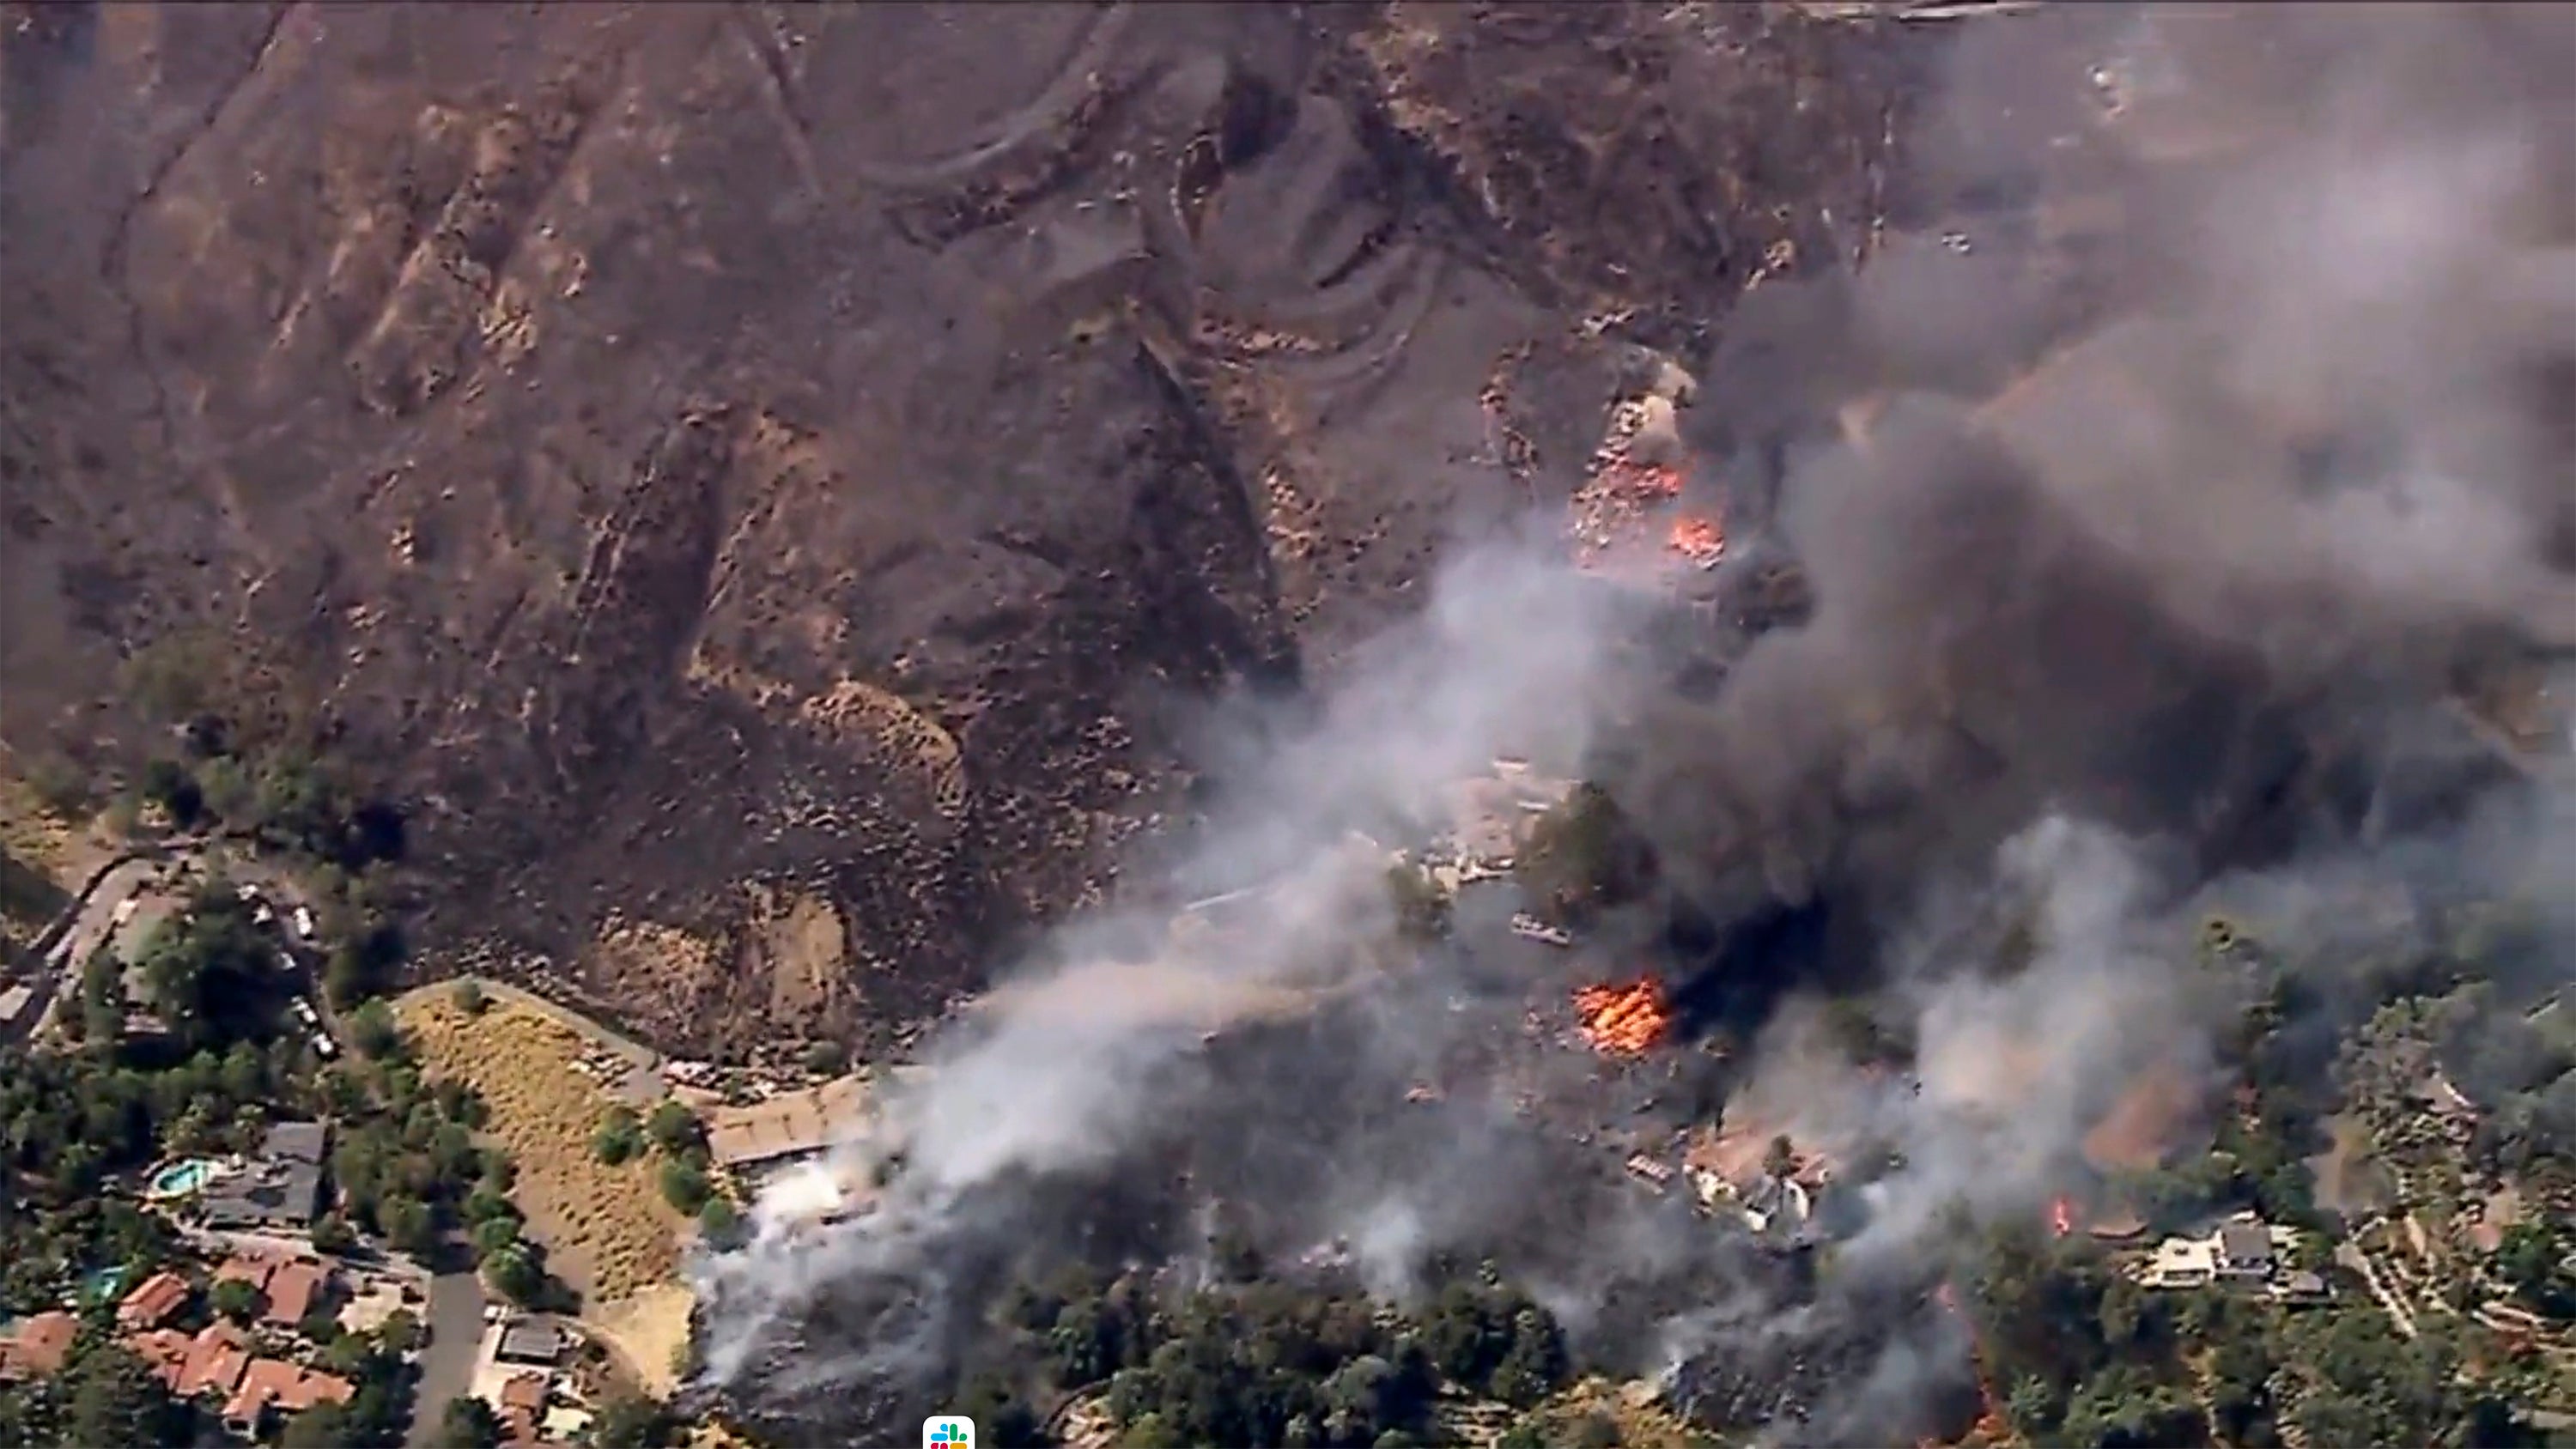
(175, 1322), (255, 1400)
(0, 1312), (78, 1381)
(212, 1252), (275, 1290)
(117, 1270), (191, 1331)
(221, 1359), (353, 1438)
(262, 1258), (331, 1330)
(125, 1328), (191, 1386)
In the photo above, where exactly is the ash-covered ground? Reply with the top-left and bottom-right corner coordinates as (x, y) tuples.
(683, 3), (2576, 1444)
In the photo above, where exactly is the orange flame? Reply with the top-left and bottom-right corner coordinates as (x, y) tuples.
(1571, 978), (1669, 1057)
(2049, 1197), (2075, 1238)
(1668, 513), (1726, 567)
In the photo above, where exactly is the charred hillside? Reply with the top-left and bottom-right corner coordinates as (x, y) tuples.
(0, 2), (1934, 1055)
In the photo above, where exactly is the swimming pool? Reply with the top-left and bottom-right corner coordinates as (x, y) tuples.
(145, 1159), (220, 1199)
(80, 1265), (129, 1305)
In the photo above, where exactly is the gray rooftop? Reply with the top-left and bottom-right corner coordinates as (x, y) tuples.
(495, 1318), (568, 1364)
(200, 1146), (325, 1231)
(262, 1119), (328, 1163)
(2218, 1222), (2273, 1265)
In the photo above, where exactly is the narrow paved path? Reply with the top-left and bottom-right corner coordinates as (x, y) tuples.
(407, 1265), (489, 1447)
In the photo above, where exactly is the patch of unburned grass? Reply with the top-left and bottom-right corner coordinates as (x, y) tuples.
(397, 995), (686, 1303)
(589, 1282), (696, 1398)
(0, 767), (84, 950)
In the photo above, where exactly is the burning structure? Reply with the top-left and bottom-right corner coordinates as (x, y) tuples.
(1572, 978), (1671, 1058)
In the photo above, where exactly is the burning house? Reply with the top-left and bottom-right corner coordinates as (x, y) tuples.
(1570, 361), (1730, 590)
(1683, 1125), (1850, 1248)
(1424, 762), (1578, 886)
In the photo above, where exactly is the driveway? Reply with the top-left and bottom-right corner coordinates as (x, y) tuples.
(14, 852), (169, 1042)
(407, 1268), (488, 1446)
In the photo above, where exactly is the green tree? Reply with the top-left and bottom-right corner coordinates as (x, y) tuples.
(210, 1276), (265, 1325)
(61, 1342), (191, 1449)
(1383, 863), (1450, 942)
(2058, 1362), (2202, 1448)
(470, 1214), (522, 1264)
(658, 1158), (712, 1216)
(23, 751), (93, 817)
(699, 1197), (743, 1242)
(2494, 1221), (2574, 1318)
(1515, 784), (1653, 922)
(483, 1244), (544, 1307)
(346, 999), (402, 1059)
(802, 1039), (848, 1076)
(594, 1106), (644, 1167)
(380, 1193), (435, 1257)
(1489, 1307), (1569, 1408)
(587, 1393), (678, 1448)
(645, 1100), (703, 1157)
(379, 1309), (422, 1356)
(434, 1394), (504, 1449)
(139, 758), (204, 828)
(196, 755), (255, 822)
(462, 1185), (515, 1227)
(277, 1401), (354, 1449)
(453, 980), (489, 1016)
(311, 1212), (358, 1256)
(76, 946), (126, 1046)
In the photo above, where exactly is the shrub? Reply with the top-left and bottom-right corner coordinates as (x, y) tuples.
(646, 1100), (702, 1157)
(658, 1158), (712, 1216)
(594, 1107), (644, 1167)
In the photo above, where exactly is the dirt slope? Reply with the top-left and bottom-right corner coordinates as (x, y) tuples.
(0, 2), (1923, 1054)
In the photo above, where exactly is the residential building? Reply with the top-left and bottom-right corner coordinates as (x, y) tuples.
(2138, 1215), (2299, 1290)
(174, 1323), (255, 1400)
(498, 1371), (550, 1442)
(199, 1121), (329, 1232)
(495, 1317), (569, 1368)
(2141, 1234), (2219, 1288)
(706, 1076), (871, 1177)
(1625, 1153), (1676, 1192)
(263, 1259), (331, 1331)
(125, 1329), (192, 1387)
(2277, 1270), (2331, 1305)
(264, 1120), (328, 1165)
(222, 1359), (353, 1438)
(2216, 1222), (2275, 1280)
(212, 1251), (337, 1334)
(118, 1270), (192, 1331)
(0, 1312), (78, 1381)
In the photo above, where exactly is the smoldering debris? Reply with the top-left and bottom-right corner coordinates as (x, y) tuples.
(696, 3), (2573, 1442)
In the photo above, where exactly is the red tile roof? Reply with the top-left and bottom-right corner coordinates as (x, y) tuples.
(118, 1270), (191, 1331)
(262, 1260), (329, 1329)
(214, 1254), (275, 1289)
(500, 1371), (548, 1415)
(222, 1358), (354, 1428)
(177, 1322), (255, 1399)
(0, 1311), (79, 1380)
(125, 1328), (192, 1386)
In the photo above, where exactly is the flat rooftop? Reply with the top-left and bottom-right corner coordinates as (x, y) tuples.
(707, 1075), (872, 1170)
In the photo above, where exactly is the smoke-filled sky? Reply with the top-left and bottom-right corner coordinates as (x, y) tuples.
(696, 3), (2574, 1437)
